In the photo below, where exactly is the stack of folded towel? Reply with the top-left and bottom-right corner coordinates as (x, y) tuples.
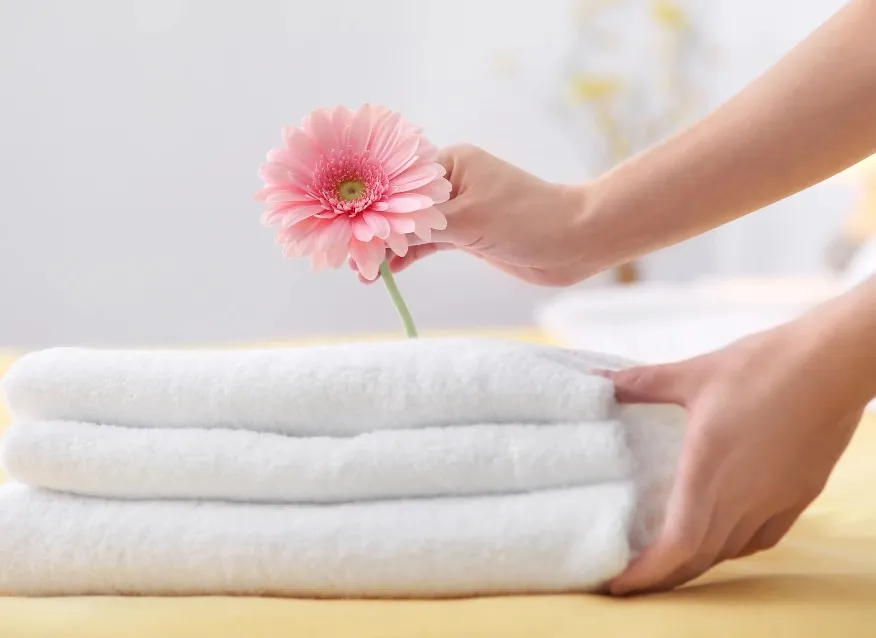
(0, 338), (685, 597)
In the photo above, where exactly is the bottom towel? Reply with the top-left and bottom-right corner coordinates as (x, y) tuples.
(0, 482), (633, 597)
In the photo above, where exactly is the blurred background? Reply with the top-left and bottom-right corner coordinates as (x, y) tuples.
(1, 0), (874, 356)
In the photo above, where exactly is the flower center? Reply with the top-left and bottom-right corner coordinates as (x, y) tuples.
(337, 179), (366, 202)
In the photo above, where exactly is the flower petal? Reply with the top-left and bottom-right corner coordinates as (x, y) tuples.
(315, 216), (353, 252)
(332, 105), (352, 133)
(254, 185), (281, 202)
(363, 211), (391, 240)
(277, 216), (323, 241)
(383, 134), (420, 177)
(416, 139), (439, 162)
(413, 222), (433, 243)
(390, 163), (445, 193)
(407, 206), (448, 242)
(371, 112), (403, 161)
(385, 232), (409, 257)
(283, 127), (322, 168)
(410, 205), (448, 231)
(332, 107), (353, 149)
(348, 104), (372, 154)
(384, 213), (417, 234)
(352, 216), (374, 242)
(367, 109), (393, 151)
(282, 242), (303, 258)
(310, 249), (329, 271)
(261, 202), (326, 227)
(307, 108), (340, 154)
(410, 176), (453, 204)
(258, 162), (305, 188)
(326, 244), (349, 269)
(387, 154), (420, 181)
(279, 218), (329, 257)
(383, 193), (434, 213)
(333, 216), (353, 246)
(266, 147), (315, 181)
(266, 147), (293, 164)
(370, 105), (391, 123)
(363, 237), (387, 265)
(262, 189), (316, 204)
(349, 239), (383, 281)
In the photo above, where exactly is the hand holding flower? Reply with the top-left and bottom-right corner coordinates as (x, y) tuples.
(256, 105), (452, 337)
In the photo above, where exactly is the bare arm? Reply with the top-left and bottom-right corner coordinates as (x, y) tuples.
(387, 1), (876, 287)
(803, 274), (876, 406)
(579, 0), (876, 274)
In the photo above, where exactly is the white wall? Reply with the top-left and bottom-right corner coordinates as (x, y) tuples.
(0, 0), (854, 348)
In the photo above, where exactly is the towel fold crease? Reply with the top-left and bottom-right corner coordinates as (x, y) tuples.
(1, 420), (630, 503)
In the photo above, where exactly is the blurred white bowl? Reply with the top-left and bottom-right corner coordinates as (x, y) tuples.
(536, 277), (841, 363)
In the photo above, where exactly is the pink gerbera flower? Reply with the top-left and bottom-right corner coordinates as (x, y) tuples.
(256, 104), (451, 281)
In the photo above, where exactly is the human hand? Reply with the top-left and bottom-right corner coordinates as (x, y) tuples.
(602, 317), (868, 596)
(356, 144), (593, 287)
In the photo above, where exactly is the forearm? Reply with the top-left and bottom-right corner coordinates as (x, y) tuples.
(796, 276), (876, 410)
(577, 0), (876, 273)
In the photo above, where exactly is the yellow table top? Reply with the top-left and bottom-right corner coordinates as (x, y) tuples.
(2, 336), (876, 637)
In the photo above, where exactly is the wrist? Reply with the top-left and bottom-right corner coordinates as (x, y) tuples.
(559, 178), (634, 279)
(552, 182), (597, 280)
(791, 281), (876, 408)
(565, 156), (700, 278)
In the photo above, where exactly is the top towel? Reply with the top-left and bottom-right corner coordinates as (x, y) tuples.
(1, 338), (624, 435)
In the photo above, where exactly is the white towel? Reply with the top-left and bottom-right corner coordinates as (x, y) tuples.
(0, 420), (630, 503)
(0, 338), (687, 597)
(1, 339), (619, 435)
(0, 482), (633, 597)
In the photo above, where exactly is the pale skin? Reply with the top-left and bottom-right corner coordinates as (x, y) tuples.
(356, 0), (876, 594)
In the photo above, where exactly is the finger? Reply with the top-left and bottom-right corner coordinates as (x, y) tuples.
(650, 550), (719, 593)
(609, 453), (712, 595)
(737, 506), (805, 558)
(602, 363), (691, 406)
(622, 502), (737, 594)
(435, 146), (458, 180)
(405, 234), (454, 248)
(717, 515), (764, 563)
(609, 518), (702, 596)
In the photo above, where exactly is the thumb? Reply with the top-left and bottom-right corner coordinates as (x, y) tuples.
(600, 363), (691, 406)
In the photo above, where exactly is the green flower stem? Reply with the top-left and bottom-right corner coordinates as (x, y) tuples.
(379, 261), (418, 339)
